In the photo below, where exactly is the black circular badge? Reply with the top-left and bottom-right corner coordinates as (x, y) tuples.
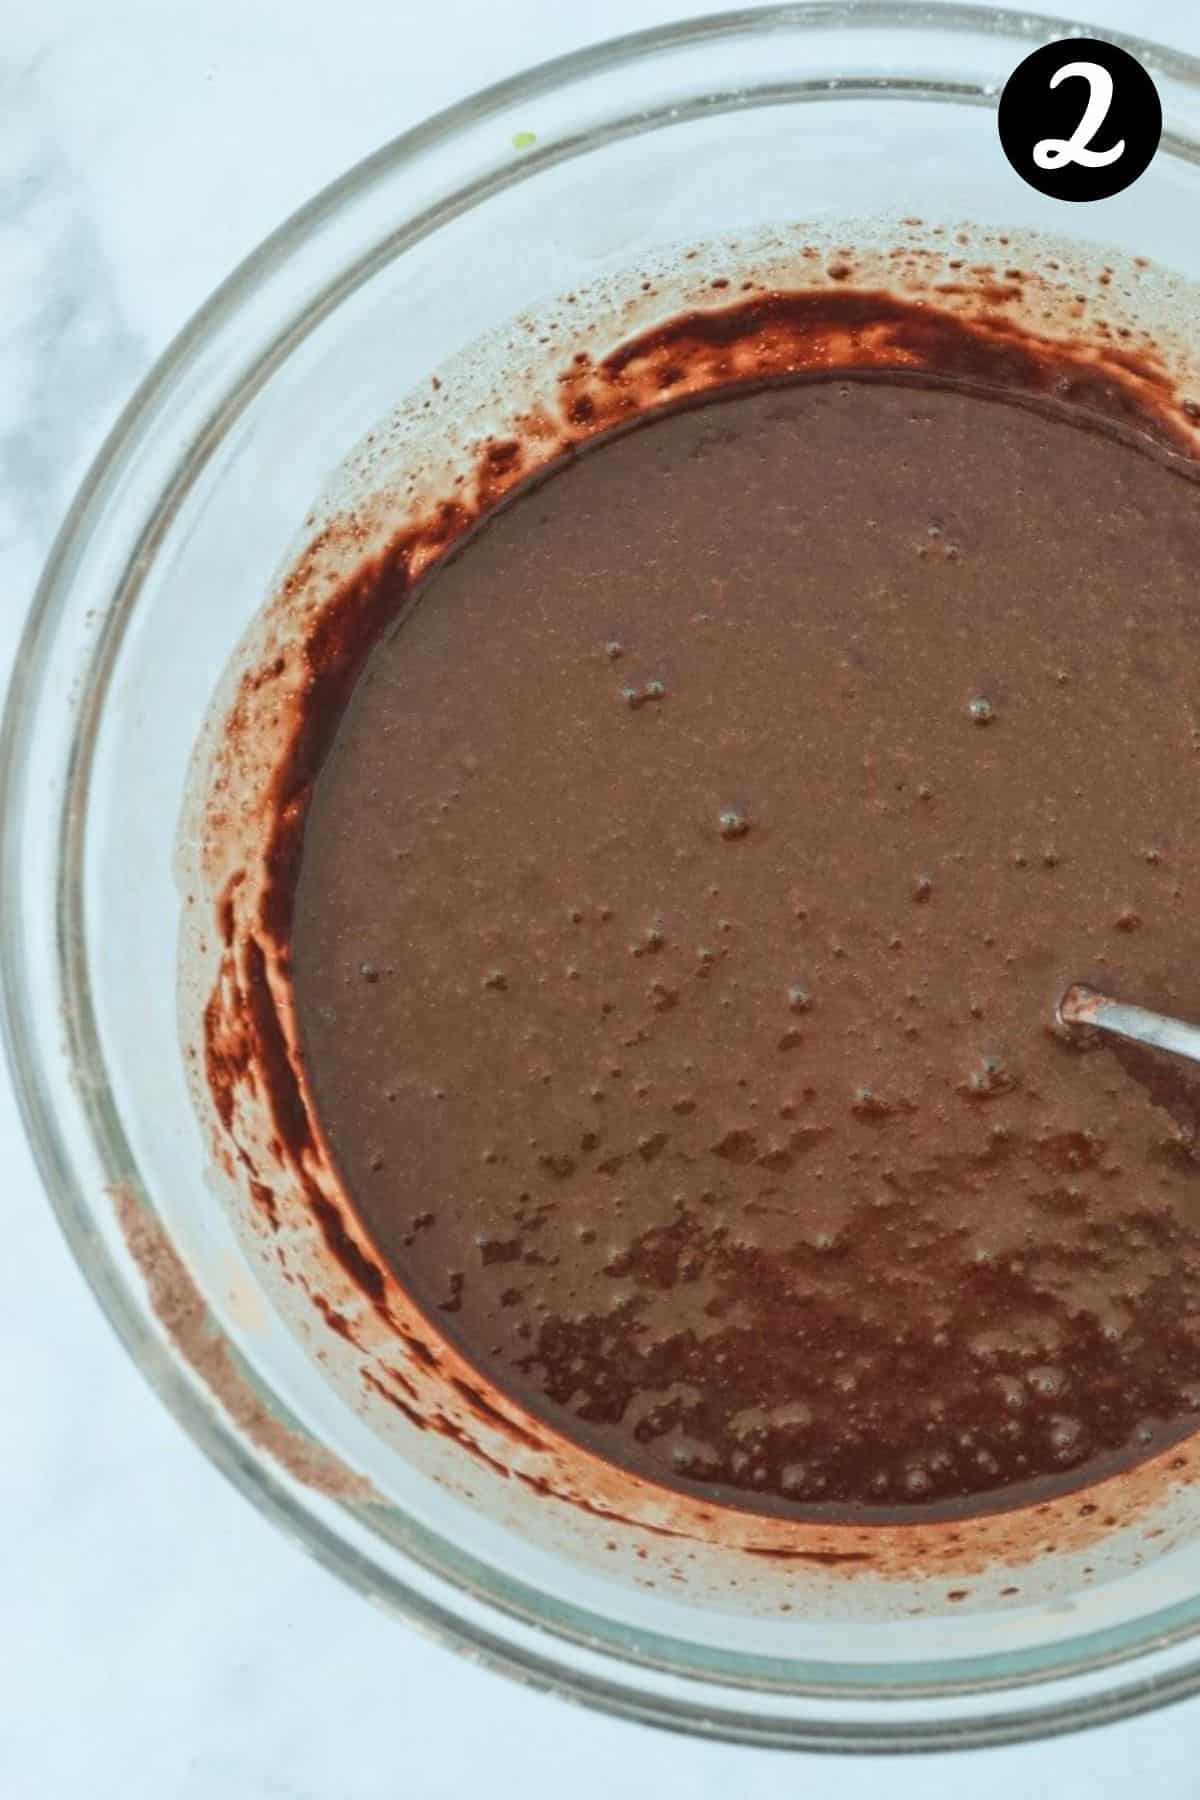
(998, 37), (1161, 202)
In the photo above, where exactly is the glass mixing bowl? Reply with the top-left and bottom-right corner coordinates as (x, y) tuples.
(9, 2), (1200, 1752)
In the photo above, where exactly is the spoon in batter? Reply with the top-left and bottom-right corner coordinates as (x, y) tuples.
(1059, 984), (1200, 1066)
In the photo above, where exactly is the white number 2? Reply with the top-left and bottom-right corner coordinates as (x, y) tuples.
(1033, 60), (1125, 171)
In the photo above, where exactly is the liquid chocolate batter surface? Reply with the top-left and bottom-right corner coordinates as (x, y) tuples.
(289, 375), (1200, 1519)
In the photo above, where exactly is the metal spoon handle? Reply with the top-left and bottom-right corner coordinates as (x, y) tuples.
(1059, 984), (1200, 1067)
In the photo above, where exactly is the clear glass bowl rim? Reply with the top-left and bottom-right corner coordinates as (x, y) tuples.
(8, 0), (1200, 1753)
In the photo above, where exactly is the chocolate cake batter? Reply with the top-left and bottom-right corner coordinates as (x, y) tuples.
(288, 370), (1200, 1520)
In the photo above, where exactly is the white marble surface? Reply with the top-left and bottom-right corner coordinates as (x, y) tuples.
(4, 2), (1200, 1793)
